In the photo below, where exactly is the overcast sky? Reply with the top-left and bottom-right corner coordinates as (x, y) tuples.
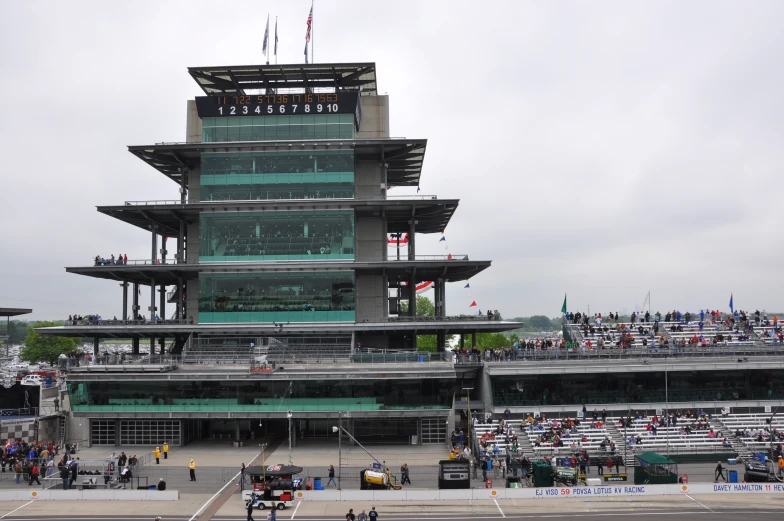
(1, 1), (782, 321)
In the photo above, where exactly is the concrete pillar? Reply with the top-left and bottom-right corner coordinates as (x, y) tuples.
(150, 280), (156, 322)
(93, 337), (100, 357)
(149, 337), (155, 356)
(132, 283), (140, 321)
(132, 338), (139, 355)
(433, 278), (441, 317)
(235, 420), (241, 441)
(151, 224), (158, 263)
(408, 220), (417, 260)
(178, 220), (185, 263)
(121, 282), (128, 322)
(460, 334), (465, 349)
(160, 284), (166, 322)
(408, 270), (416, 317)
(471, 332), (477, 349)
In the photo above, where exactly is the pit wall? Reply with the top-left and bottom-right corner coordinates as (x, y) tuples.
(295, 482), (784, 501)
(0, 490), (179, 501)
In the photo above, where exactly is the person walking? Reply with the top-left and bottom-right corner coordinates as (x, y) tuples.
(29, 463), (41, 486)
(327, 465), (337, 488)
(714, 461), (726, 482)
(368, 507), (378, 521)
(154, 447), (161, 464)
(15, 460), (22, 484)
(60, 464), (70, 490)
(239, 462), (247, 487)
(345, 509), (355, 521)
(269, 505), (277, 521)
(400, 463), (411, 485)
(357, 510), (368, 521)
(189, 459), (196, 481)
(245, 499), (254, 521)
(163, 442), (169, 460)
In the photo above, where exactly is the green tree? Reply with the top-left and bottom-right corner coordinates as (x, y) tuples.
(400, 295), (451, 352)
(20, 322), (79, 365)
(527, 315), (555, 330)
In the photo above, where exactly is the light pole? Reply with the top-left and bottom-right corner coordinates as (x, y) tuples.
(462, 386), (474, 457)
(333, 418), (385, 491)
(664, 355), (669, 458)
(287, 410), (293, 466)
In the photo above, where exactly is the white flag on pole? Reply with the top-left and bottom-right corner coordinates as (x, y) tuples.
(262, 15), (270, 58)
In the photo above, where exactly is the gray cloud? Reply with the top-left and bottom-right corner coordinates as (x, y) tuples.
(0, 0), (782, 321)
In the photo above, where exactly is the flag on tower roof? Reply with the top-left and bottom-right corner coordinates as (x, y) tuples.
(469, 301), (477, 307)
(464, 283), (470, 289)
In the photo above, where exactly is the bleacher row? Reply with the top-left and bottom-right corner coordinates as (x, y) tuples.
(475, 413), (783, 460)
(718, 413), (784, 450)
(571, 320), (782, 348)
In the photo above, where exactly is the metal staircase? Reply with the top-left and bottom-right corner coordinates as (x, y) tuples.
(716, 416), (754, 461)
(606, 422), (636, 467)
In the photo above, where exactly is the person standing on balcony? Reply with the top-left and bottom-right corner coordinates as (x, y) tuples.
(163, 442), (169, 460)
(154, 447), (161, 464)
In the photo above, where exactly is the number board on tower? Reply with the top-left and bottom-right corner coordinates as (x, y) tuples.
(196, 92), (361, 129)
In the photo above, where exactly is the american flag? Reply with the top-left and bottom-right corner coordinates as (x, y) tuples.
(304, 3), (313, 63)
(305, 4), (313, 43)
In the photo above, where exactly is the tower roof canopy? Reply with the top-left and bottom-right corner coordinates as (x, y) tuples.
(188, 63), (377, 96)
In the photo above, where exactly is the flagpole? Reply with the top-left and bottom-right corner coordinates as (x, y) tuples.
(275, 16), (278, 65)
(311, 0), (315, 64)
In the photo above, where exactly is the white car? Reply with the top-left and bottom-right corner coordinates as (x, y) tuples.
(21, 375), (44, 386)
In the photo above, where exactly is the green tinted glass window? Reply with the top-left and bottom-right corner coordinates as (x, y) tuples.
(198, 272), (355, 323)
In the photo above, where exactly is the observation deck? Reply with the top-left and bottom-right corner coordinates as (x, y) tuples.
(128, 138), (426, 188)
(97, 196), (457, 238)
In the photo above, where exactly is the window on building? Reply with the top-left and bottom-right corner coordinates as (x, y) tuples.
(200, 150), (354, 201)
(201, 114), (354, 142)
(199, 210), (354, 261)
(198, 272), (355, 323)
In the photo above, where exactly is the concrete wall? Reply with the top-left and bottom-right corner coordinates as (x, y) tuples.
(355, 215), (384, 261)
(186, 279), (199, 324)
(356, 95), (389, 139)
(355, 160), (384, 200)
(355, 274), (385, 322)
(186, 100), (201, 143)
(478, 367), (493, 412)
(187, 165), (201, 203)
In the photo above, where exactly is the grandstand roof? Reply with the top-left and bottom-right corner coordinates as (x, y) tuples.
(188, 63), (377, 96)
(0, 308), (32, 317)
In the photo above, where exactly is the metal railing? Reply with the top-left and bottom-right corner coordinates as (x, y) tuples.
(386, 314), (502, 322)
(388, 254), (468, 261)
(480, 345), (784, 362)
(63, 319), (192, 326)
(124, 200), (184, 206)
(90, 259), (182, 266)
(386, 195), (438, 200)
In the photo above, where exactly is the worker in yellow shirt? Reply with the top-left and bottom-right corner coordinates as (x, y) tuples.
(154, 447), (161, 464)
(163, 442), (169, 460)
(778, 456), (784, 478)
(189, 459), (196, 481)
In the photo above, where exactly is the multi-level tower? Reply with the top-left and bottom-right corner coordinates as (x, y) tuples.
(46, 63), (518, 356)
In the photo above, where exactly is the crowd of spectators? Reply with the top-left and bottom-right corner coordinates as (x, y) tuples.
(94, 254), (129, 266)
(616, 409), (731, 446)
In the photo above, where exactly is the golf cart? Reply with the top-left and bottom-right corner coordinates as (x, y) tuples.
(242, 464), (303, 511)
